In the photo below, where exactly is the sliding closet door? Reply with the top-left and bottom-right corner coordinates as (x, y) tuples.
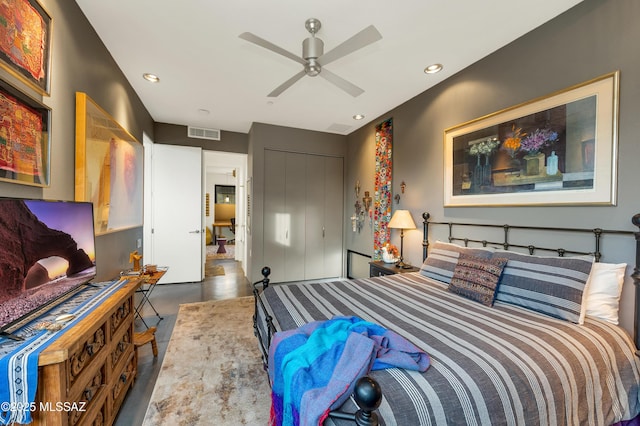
(264, 149), (343, 283)
(305, 155), (326, 279)
(323, 156), (343, 278)
(284, 152), (306, 281)
(263, 150), (286, 282)
(305, 155), (343, 280)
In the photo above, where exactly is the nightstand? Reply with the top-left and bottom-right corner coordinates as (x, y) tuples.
(369, 261), (420, 277)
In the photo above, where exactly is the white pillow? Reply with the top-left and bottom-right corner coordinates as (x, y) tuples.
(579, 262), (627, 325)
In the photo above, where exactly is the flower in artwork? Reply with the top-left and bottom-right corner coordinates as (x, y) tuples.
(519, 128), (559, 154)
(468, 137), (500, 156)
(501, 125), (526, 158)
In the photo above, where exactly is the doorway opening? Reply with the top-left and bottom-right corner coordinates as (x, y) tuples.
(203, 151), (248, 273)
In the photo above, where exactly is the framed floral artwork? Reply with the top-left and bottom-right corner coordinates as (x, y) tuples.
(0, 0), (52, 96)
(444, 71), (619, 207)
(0, 78), (50, 186)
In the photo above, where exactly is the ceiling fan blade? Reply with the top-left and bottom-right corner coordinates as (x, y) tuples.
(268, 70), (306, 97)
(239, 32), (306, 65)
(319, 69), (364, 97)
(318, 25), (382, 66)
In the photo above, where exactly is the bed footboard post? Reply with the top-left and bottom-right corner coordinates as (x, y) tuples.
(253, 266), (273, 367)
(632, 214), (640, 349)
(353, 376), (382, 426)
(423, 212), (430, 262)
(329, 376), (382, 425)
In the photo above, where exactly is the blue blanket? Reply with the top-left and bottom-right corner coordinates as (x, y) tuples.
(268, 316), (430, 426)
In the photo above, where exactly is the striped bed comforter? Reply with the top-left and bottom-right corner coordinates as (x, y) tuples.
(256, 272), (640, 426)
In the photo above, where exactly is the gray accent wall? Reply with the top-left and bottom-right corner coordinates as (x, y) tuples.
(248, 122), (346, 281)
(0, 0), (153, 281)
(345, 0), (640, 333)
(154, 122), (248, 153)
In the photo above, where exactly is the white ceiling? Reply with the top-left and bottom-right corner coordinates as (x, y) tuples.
(75, 0), (583, 136)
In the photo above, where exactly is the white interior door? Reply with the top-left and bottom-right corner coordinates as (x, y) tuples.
(151, 144), (203, 283)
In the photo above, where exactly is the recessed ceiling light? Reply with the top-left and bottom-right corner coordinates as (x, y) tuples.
(143, 73), (160, 83)
(353, 114), (365, 120)
(197, 108), (210, 116)
(424, 64), (443, 74)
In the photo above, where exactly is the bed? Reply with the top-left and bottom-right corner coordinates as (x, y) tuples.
(253, 213), (640, 425)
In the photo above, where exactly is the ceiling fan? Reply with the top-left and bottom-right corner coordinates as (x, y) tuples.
(239, 18), (382, 97)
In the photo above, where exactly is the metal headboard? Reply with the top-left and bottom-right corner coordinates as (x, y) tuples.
(420, 211), (640, 348)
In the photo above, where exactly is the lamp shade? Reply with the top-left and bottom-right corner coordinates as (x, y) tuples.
(388, 210), (416, 230)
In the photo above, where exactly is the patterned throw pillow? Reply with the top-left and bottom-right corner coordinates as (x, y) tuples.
(448, 254), (508, 306)
(494, 251), (594, 323)
(420, 241), (494, 284)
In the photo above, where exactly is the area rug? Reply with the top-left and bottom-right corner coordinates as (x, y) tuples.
(204, 260), (225, 277)
(142, 297), (270, 425)
(206, 244), (235, 260)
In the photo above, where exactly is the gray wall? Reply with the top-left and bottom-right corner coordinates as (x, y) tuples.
(0, 0), (154, 281)
(345, 0), (640, 334)
(154, 122), (248, 153)
(248, 122), (347, 281)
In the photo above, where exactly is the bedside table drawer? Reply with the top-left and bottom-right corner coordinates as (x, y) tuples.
(370, 263), (395, 277)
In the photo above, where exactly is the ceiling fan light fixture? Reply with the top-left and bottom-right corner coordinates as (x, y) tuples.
(424, 63), (443, 74)
(305, 59), (322, 77)
(143, 73), (160, 83)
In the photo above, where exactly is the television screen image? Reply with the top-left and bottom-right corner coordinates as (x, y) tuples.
(0, 199), (97, 331)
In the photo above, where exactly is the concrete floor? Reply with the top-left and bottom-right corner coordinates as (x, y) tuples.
(114, 258), (252, 426)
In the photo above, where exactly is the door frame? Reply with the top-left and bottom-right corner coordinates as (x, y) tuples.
(203, 151), (248, 270)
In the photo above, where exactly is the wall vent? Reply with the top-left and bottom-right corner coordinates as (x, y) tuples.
(188, 126), (221, 141)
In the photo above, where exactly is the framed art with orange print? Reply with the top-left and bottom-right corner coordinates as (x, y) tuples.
(0, 0), (52, 96)
(0, 79), (51, 186)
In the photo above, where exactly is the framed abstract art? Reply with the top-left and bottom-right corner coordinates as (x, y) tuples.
(75, 92), (143, 235)
(373, 118), (393, 260)
(0, 79), (50, 186)
(0, 0), (52, 96)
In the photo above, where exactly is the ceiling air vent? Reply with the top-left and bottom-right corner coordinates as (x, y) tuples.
(187, 126), (221, 141)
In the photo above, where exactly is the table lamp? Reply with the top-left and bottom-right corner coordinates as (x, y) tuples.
(388, 209), (416, 268)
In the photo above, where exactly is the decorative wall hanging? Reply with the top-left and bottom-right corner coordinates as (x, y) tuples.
(444, 71), (619, 207)
(352, 180), (373, 233)
(0, 79), (50, 186)
(0, 0), (52, 96)
(373, 118), (393, 260)
(75, 92), (143, 235)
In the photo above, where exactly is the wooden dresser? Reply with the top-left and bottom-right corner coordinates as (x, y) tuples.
(30, 279), (141, 426)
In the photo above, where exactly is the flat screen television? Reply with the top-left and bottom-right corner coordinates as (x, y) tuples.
(0, 198), (97, 336)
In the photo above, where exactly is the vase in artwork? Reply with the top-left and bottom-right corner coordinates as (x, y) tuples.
(546, 151), (559, 175)
(482, 154), (492, 186)
(473, 155), (483, 189)
(523, 152), (545, 176)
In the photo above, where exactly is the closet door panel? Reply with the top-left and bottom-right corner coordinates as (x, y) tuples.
(323, 156), (343, 278)
(263, 150), (286, 282)
(284, 152), (306, 281)
(304, 155), (326, 280)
